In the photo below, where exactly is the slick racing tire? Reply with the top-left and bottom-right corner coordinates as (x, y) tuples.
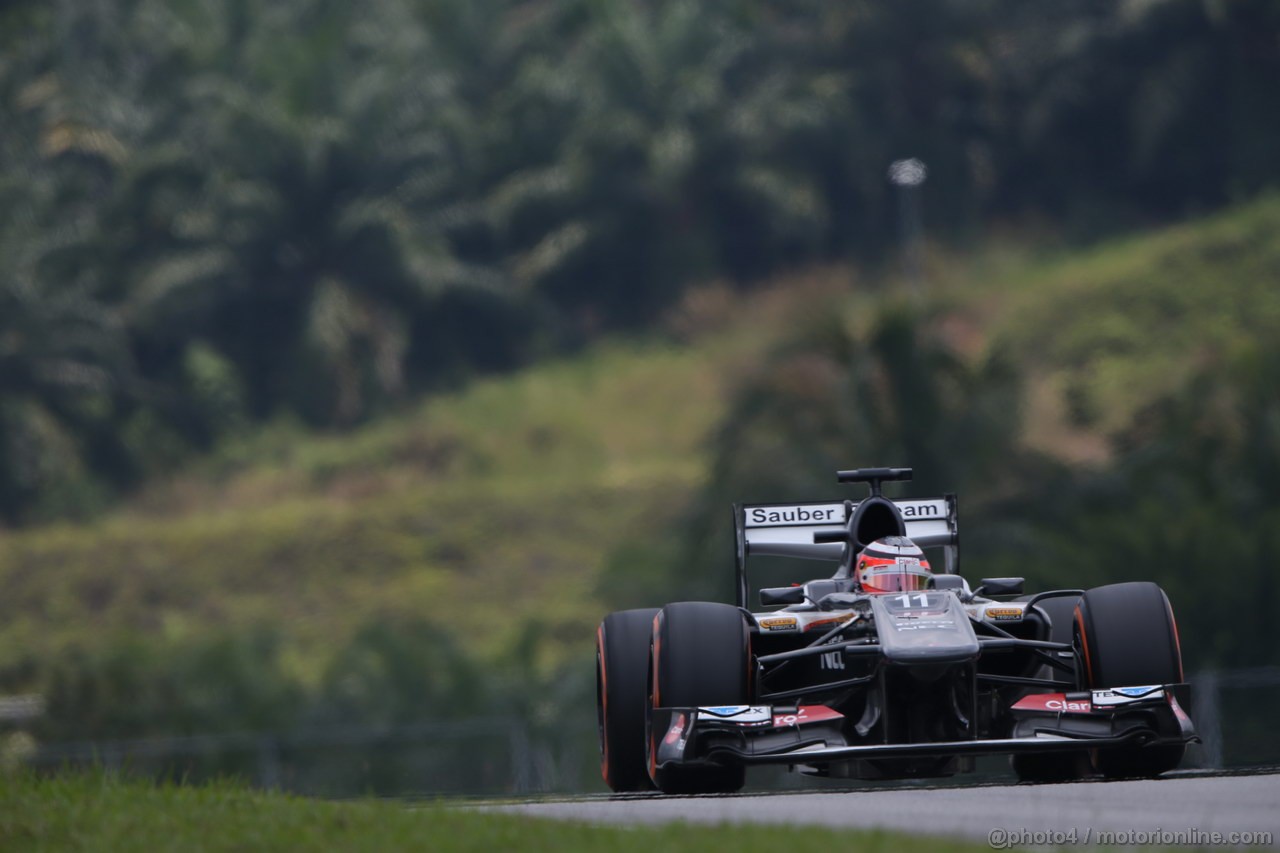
(646, 601), (750, 795)
(597, 608), (660, 792)
(1075, 582), (1185, 779)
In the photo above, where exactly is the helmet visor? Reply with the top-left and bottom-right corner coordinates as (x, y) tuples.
(860, 559), (932, 593)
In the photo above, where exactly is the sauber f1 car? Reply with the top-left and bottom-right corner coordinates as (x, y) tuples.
(595, 467), (1196, 794)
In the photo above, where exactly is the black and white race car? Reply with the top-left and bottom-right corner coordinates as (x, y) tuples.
(595, 467), (1196, 794)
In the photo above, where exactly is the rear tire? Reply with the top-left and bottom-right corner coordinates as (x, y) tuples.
(597, 608), (660, 792)
(1075, 582), (1185, 779)
(646, 601), (750, 794)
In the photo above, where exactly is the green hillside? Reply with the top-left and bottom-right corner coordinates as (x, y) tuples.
(2, 197), (1278, 680)
(987, 196), (1280, 453)
(0, 343), (716, 672)
(0, 287), (815, 681)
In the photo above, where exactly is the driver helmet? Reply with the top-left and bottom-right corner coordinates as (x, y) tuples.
(856, 536), (932, 593)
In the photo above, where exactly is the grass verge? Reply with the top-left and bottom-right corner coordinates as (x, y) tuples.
(0, 771), (1009, 853)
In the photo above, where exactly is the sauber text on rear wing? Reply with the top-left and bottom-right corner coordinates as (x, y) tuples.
(732, 495), (958, 609)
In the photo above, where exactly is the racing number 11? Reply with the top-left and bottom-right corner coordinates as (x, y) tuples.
(896, 593), (930, 608)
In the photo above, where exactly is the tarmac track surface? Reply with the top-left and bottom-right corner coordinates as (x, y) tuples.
(493, 771), (1280, 845)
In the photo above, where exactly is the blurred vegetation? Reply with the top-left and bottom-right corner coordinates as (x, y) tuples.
(2, 0), (1280, 794)
(0, 336), (751, 670)
(2, 0), (1279, 521)
(0, 328), (758, 793)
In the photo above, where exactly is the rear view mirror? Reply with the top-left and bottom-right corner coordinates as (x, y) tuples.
(931, 575), (966, 593)
(977, 577), (1024, 596)
(760, 586), (805, 606)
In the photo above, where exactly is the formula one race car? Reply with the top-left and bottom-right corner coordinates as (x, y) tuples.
(595, 467), (1197, 794)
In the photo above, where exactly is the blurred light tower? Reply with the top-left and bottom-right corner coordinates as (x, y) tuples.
(888, 158), (927, 300)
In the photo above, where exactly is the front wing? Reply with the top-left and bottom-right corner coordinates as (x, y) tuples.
(651, 684), (1196, 769)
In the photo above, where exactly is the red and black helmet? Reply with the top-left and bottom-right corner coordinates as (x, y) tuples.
(855, 536), (932, 593)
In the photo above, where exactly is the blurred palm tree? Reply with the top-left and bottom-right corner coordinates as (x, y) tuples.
(704, 304), (1021, 502)
(598, 302), (1026, 606)
(0, 223), (134, 522)
(0, 11), (141, 521)
(500, 0), (829, 327)
(112, 0), (479, 425)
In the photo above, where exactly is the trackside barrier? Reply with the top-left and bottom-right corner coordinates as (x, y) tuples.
(22, 717), (560, 796)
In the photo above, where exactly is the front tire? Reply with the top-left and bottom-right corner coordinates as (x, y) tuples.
(1075, 581), (1185, 779)
(597, 608), (660, 792)
(646, 601), (750, 794)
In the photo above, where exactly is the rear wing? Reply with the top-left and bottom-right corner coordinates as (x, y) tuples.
(732, 495), (959, 609)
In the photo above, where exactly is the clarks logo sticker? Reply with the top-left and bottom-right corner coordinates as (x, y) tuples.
(1045, 697), (1092, 712)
